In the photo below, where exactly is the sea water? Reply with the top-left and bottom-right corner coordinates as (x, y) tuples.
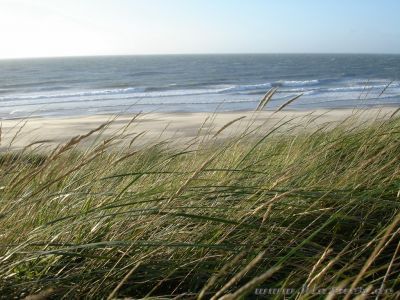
(0, 54), (399, 119)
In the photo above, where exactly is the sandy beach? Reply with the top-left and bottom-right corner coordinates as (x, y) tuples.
(1, 107), (397, 151)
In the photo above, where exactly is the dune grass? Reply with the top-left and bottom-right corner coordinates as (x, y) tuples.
(0, 110), (399, 299)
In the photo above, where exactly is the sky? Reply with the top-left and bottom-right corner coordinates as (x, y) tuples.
(0, 0), (399, 59)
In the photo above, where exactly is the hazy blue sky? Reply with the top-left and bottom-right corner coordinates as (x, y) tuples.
(1, 0), (399, 58)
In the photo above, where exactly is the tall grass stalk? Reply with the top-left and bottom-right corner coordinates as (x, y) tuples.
(0, 109), (399, 299)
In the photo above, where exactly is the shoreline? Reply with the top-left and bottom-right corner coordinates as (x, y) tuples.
(2, 104), (400, 121)
(1, 107), (398, 151)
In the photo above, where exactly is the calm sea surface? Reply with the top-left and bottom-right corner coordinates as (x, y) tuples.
(1, 54), (400, 119)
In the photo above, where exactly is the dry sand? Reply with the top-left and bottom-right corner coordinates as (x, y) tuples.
(0, 107), (398, 151)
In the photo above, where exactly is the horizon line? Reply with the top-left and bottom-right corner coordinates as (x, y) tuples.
(1, 51), (400, 61)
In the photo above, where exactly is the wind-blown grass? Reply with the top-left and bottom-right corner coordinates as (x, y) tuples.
(0, 111), (399, 299)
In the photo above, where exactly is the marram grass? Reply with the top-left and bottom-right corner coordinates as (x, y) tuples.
(0, 111), (399, 299)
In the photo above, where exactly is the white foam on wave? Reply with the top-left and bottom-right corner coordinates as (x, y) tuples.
(219, 83), (272, 93)
(322, 82), (400, 93)
(2, 79), (399, 107)
(0, 83), (274, 102)
(0, 87), (147, 101)
(276, 80), (320, 87)
(219, 80), (320, 92)
(0, 79), (339, 103)
(346, 78), (394, 85)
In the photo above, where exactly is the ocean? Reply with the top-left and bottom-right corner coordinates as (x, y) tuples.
(0, 54), (399, 119)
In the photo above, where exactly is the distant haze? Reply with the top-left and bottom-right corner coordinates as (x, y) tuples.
(0, 0), (399, 59)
